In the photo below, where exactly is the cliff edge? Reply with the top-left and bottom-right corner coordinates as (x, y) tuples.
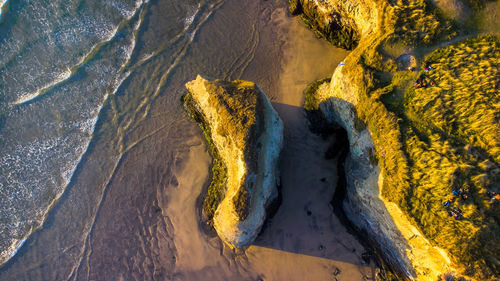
(184, 75), (283, 248)
(294, 0), (499, 280)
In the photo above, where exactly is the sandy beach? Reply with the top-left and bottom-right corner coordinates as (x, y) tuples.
(0, 1), (377, 280)
(167, 4), (377, 280)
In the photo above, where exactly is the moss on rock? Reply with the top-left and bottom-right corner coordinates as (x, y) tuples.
(184, 75), (283, 248)
(184, 92), (228, 221)
(288, 0), (360, 50)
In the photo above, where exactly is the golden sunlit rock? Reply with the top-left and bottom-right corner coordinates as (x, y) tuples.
(184, 75), (283, 248)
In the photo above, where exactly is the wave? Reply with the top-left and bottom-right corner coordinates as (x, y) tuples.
(0, 0), (148, 109)
(0, 0), (8, 21)
(184, 3), (201, 30)
(0, 0), (226, 271)
(11, 23), (120, 107)
(14, 69), (72, 105)
(0, 0), (151, 268)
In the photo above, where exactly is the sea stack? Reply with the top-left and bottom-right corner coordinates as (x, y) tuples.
(184, 75), (283, 248)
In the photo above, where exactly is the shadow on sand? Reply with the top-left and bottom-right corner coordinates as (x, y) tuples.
(250, 102), (409, 280)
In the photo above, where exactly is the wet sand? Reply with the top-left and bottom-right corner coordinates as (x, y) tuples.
(0, 1), (376, 280)
(167, 4), (376, 281)
(244, 7), (375, 280)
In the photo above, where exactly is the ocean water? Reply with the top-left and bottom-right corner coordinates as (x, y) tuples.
(0, 0), (360, 279)
(0, 0), (226, 276)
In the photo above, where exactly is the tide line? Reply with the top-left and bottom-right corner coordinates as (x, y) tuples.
(0, 0), (152, 270)
(13, 69), (72, 105)
(122, 0), (225, 136)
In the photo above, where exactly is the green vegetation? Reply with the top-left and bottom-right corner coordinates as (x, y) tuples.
(183, 93), (228, 222)
(390, 0), (457, 45)
(381, 35), (499, 279)
(304, 78), (331, 111)
(295, 0), (499, 275)
(367, 36), (500, 279)
(410, 36), (499, 164)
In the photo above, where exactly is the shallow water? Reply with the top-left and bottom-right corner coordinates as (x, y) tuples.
(0, 0), (372, 279)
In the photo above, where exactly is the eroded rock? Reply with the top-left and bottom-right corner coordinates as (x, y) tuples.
(299, 0), (460, 278)
(185, 75), (283, 248)
(396, 54), (417, 70)
(289, 0), (381, 49)
(316, 75), (456, 280)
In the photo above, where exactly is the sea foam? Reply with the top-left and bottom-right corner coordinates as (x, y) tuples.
(14, 69), (72, 105)
(0, 0), (8, 21)
(0, 0), (150, 268)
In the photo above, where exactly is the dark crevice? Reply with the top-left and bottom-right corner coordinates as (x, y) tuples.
(305, 108), (404, 281)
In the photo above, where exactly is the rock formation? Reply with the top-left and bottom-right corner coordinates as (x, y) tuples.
(313, 35), (500, 280)
(184, 75), (283, 248)
(293, 0), (469, 279)
(315, 84), (455, 280)
(288, 0), (382, 49)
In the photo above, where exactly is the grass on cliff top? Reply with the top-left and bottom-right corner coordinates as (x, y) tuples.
(306, 34), (500, 279)
(304, 78), (330, 111)
(293, 0), (499, 276)
(376, 35), (500, 279)
(390, 0), (457, 46)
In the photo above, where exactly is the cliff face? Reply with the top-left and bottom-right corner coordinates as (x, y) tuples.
(185, 75), (283, 248)
(299, 0), (461, 279)
(289, 0), (382, 49)
(317, 83), (454, 280)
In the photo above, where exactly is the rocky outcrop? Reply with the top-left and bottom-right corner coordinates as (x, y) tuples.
(316, 82), (454, 280)
(296, 0), (462, 279)
(185, 75), (283, 248)
(288, 0), (382, 49)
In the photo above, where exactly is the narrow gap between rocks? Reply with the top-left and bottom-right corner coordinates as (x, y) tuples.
(307, 109), (403, 281)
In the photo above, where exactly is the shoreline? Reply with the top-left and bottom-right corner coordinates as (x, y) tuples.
(1, 1), (378, 279)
